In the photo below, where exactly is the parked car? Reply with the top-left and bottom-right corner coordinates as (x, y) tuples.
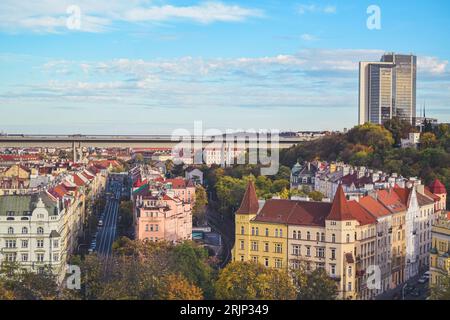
(418, 277), (428, 284)
(98, 220), (103, 227)
(423, 271), (431, 278)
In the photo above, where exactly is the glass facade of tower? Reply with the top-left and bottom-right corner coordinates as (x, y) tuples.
(368, 64), (393, 124)
(359, 53), (417, 125)
(381, 53), (417, 124)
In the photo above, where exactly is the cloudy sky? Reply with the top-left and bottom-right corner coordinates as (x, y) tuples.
(0, 0), (449, 134)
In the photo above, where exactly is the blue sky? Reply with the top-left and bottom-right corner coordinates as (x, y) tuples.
(0, 0), (449, 134)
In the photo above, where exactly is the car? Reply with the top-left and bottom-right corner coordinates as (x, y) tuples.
(98, 220), (103, 227)
(418, 277), (428, 284)
(88, 248), (94, 253)
(423, 271), (431, 278)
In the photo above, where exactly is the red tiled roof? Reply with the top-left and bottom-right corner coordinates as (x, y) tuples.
(52, 184), (68, 198)
(347, 201), (377, 226)
(424, 187), (441, 201)
(358, 195), (390, 218)
(72, 174), (86, 187)
(286, 201), (331, 226)
(429, 179), (446, 194)
(237, 181), (260, 215)
(327, 185), (354, 221)
(376, 189), (406, 213)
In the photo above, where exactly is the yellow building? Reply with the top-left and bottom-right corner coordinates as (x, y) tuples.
(233, 182), (287, 269)
(430, 212), (450, 286)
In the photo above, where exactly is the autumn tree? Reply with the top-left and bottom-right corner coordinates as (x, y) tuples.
(215, 261), (296, 300)
(291, 266), (337, 300)
(430, 274), (450, 300)
(156, 274), (203, 300)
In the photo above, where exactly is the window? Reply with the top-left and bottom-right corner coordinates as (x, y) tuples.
(252, 256), (258, 263)
(316, 232), (320, 241)
(240, 240), (244, 250)
(252, 227), (255, 236)
(331, 248), (336, 260)
(264, 242), (269, 252)
(53, 240), (59, 248)
(5, 240), (16, 248)
(293, 230), (297, 239)
(7, 227), (14, 234)
(330, 264), (336, 275)
(298, 231), (301, 240)
(348, 266), (352, 277)
(347, 282), (352, 291)
(275, 243), (282, 253)
(346, 234), (350, 243)
(306, 246), (311, 257)
(21, 240), (28, 248)
(265, 228), (269, 236)
(275, 229), (279, 237)
(37, 227), (44, 234)
(307, 231), (311, 240)
(5, 253), (16, 262)
(275, 259), (282, 269)
(292, 245), (300, 256)
(150, 224), (154, 232)
(332, 234), (336, 243)
(53, 253), (59, 262)
(241, 226), (245, 235)
(280, 229), (283, 237)
(37, 254), (44, 262)
(251, 241), (258, 251)
(155, 224), (159, 232)
(240, 256), (244, 262)
(317, 247), (325, 258)
(264, 257), (269, 267)
(255, 227), (259, 236)
(22, 227), (28, 234)
(321, 233), (325, 242)
(145, 224), (149, 231)
(21, 254), (28, 262)
(37, 239), (44, 248)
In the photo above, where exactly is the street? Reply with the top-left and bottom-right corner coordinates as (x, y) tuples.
(205, 204), (235, 268)
(95, 179), (122, 257)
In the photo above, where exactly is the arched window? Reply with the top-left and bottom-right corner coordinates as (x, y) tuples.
(321, 233), (325, 242)
(241, 226), (244, 235)
(332, 233), (336, 243)
(275, 229), (279, 237)
(22, 227), (28, 234)
(307, 231), (311, 240)
(298, 231), (301, 240)
(280, 229), (283, 237)
(37, 227), (44, 234)
(7, 227), (14, 234)
(316, 232), (320, 241)
(255, 227), (259, 236)
(293, 230), (297, 239)
(346, 234), (350, 243)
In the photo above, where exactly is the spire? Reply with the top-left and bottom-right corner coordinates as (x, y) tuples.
(327, 185), (354, 221)
(429, 178), (446, 194)
(237, 181), (259, 215)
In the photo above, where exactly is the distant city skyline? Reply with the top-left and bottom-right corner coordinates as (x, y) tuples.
(1, 0), (449, 134)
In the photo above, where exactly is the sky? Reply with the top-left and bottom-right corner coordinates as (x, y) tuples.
(0, 0), (449, 134)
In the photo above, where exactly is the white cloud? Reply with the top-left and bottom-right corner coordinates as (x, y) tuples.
(300, 33), (318, 41)
(297, 4), (336, 15)
(0, 1), (263, 33)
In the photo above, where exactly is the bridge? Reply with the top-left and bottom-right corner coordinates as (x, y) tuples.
(0, 134), (321, 149)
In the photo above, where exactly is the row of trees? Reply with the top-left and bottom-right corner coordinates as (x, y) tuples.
(0, 239), (338, 300)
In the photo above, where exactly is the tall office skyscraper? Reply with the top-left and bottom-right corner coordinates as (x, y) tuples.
(359, 53), (416, 125)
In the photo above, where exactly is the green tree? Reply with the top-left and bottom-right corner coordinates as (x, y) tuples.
(193, 185), (208, 225)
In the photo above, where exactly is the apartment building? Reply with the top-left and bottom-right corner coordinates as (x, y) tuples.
(233, 179), (443, 299)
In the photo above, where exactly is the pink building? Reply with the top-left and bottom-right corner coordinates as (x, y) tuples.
(135, 193), (192, 243)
